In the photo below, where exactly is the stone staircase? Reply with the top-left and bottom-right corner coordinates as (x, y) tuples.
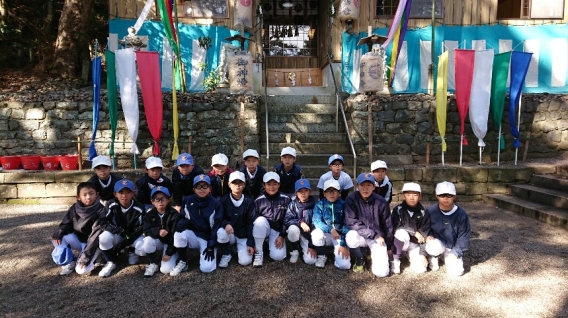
(483, 166), (568, 230)
(259, 95), (355, 193)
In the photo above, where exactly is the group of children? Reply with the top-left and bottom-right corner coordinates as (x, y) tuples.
(51, 148), (470, 279)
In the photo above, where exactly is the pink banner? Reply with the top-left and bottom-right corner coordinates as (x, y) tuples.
(454, 49), (476, 146)
(136, 51), (163, 155)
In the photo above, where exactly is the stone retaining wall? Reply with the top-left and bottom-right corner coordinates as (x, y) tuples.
(0, 165), (557, 204)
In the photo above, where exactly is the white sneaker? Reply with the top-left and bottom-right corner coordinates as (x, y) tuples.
(289, 250), (299, 264)
(391, 259), (401, 274)
(429, 256), (439, 271)
(253, 252), (263, 268)
(315, 255), (327, 268)
(60, 261), (76, 276)
(170, 260), (188, 276)
(144, 263), (159, 277)
(98, 262), (116, 277)
(128, 252), (139, 265)
(218, 254), (232, 268)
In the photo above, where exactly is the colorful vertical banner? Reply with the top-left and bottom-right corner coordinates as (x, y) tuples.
(136, 51), (164, 156)
(454, 49), (476, 146)
(105, 50), (118, 158)
(157, 0), (178, 55)
(89, 56), (101, 161)
(381, 0), (412, 86)
(490, 52), (511, 150)
(469, 50), (494, 148)
(436, 51), (449, 152)
(509, 51), (533, 148)
(115, 48), (140, 155)
(171, 63), (179, 160)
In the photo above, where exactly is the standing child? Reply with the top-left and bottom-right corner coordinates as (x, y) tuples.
(284, 179), (317, 265)
(208, 153), (234, 198)
(317, 154), (354, 200)
(425, 181), (471, 277)
(371, 160), (393, 204)
(88, 155), (121, 204)
(51, 182), (104, 275)
(239, 149), (266, 199)
(140, 186), (179, 277)
(217, 171), (258, 267)
(95, 179), (145, 277)
(171, 153), (204, 211)
(311, 179), (351, 269)
(170, 174), (224, 275)
(136, 156), (173, 211)
(273, 147), (304, 196)
(390, 182), (431, 274)
(345, 173), (393, 277)
(252, 172), (291, 267)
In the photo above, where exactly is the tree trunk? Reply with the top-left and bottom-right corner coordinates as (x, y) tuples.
(52, 0), (94, 78)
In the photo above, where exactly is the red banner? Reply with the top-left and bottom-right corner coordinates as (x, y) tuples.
(454, 49), (476, 146)
(136, 51), (163, 155)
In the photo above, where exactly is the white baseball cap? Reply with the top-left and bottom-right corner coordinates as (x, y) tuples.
(229, 171), (246, 183)
(401, 182), (421, 193)
(243, 149), (260, 159)
(263, 171), (280, 183)
(211, 153), (229, 166)
(371, 160), (388, 171)
(323, 179), (341, 191)
(436, 181), (456, 195)
(92, 155), (112, 168)
(280, 147), (297, 157)
(145, 156), (163, 169)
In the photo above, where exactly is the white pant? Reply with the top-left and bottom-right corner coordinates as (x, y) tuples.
(425, 238), (465, 277)
(217, 228), (253, 266)
(286, 225), (317, 265)
(54, 233), (100, 275)
(394, 229), (426, 273)
(346, 230), (390, 277)
(173, 230), (217, 273)
(311, 228), (351, 270)
(98, 231), (144, 253)
(138, 236), (178, 274)
(252, 216), (286, 261)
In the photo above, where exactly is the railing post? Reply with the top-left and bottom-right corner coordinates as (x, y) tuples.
(368, 101), (373, 164)
(77, 136), (83, 170)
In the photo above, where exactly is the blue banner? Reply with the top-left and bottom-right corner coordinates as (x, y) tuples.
(509, 51), (532, 148)
(89, 56), (101, 161)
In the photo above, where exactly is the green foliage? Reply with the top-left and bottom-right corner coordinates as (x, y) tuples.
(198, 36), (212, 50)
(202, 69), (220, 93)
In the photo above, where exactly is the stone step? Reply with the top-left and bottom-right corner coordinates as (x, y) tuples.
(260, 103), (337, 114)
(262, 95), (337, 107)
(260, 154), (355, 166)
(260, 123), (345, 133)
(261, 132), (349, 144)
(531, 174), (568, 192)
(265, 113), (338, 124)
(510, 184), (568, 209)
(557, 165), (568, 177)
(482, 194), (568, 230)
(260, 142), (352, 155)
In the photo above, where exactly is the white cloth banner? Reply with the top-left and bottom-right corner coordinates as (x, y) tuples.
(108, 34), (118, 52)
(444, 41), (459, 90)
(499, 39), (513, 87)
(419, 40), (430, 90)
(550, 38), (567, 87)
(472, 40), (486, 50)
(524, 39), (540, 87)
(189, 40), (205, 91)
(161, 37), (173, 90)
(393, 41), (409, 91)
(115, 48), (140, 154)
(352, 48), (362, 92)
(133, 0), (155, 34)
(469, 49), (494, 147)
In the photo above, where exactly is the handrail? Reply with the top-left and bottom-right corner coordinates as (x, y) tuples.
(262, 19), (270, 167)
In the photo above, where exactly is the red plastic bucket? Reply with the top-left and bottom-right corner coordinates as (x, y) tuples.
(21, 155), (41, 170)
(0, 156), (21, 170)
(41, 156), (60, 170)
(60, 155), (79, 170)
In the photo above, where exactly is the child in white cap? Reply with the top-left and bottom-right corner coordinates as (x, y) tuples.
(136, 156), (173, 211)
(273, 146), (304, 196)
(239, 149), (267, 199)
(88, 155), (121, 204)
(371, 160), (393, 204)
(390, 182), (431, 274)
(425, 181), (471, 277)
(317, 154), (354, 200)
(208, 153), (234, 198)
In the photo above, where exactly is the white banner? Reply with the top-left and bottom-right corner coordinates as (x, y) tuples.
(115, 48), (140, 154)
(189, 40), (206, 91)
(469, 49), (494, 147)
(133, 0), (155, 34)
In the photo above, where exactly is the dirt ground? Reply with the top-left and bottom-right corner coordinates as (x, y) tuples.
(0, 201), (567, 318)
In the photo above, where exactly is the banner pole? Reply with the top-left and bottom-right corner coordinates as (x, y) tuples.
(497, 126), (502, 166)
(460, 135), (463, 166)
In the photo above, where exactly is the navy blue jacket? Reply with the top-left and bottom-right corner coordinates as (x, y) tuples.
(171, 165), (205, 206)
(208, 169), (234, 198)
(53, 199), (104, 243)
(88, 173), (122, 201)
(180, 194), (224, 249)
(345, 192), (393, 249)
(239, 165), (267, 199)
(219, 194), (257, 248)
(427, 204), (471, 258)
(98, 199), (145, 238)
(392, 202), (431, 244)
(135, 173), (173, 205)
(255, 191), (291, 237)
(373, 175), (393, 204)
(143, 205), (180, 256)
(273, 163), (304, 195)
(284, 196), (316, 246)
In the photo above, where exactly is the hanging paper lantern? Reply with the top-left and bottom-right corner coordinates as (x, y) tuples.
(359, 50), (385, 93)
(234, 0), (253, 29)
(229, 51), (254, 94)
(338, 0), (360, 23)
